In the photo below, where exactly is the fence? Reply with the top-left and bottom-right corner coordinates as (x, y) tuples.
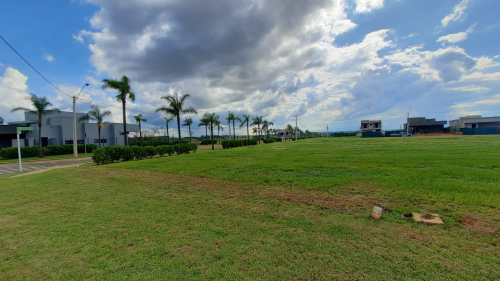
(460, 127), (499, 135)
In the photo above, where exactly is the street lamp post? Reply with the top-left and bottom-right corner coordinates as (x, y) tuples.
(73, 83), (90, 157)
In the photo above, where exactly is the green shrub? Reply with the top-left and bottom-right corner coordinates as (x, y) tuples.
(131, 146), (147, 160)
(200, 139), (217, 145)
(263, 138), (276, 143)
(221, 139), (257, 149)
(92, 147), (113, 165)
(0, 146), (39, 159)
(144, 146), (156, 158)
(120, 146), (134, 161)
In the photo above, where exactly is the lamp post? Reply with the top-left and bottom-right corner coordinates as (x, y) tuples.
(73, 83), (89, 157)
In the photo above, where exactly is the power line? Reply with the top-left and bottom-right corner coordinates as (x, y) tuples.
(0, 35), (72, 98)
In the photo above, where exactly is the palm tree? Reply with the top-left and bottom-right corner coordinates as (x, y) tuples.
(133, 114), (147, 140)
(11, 94), (60, 157)
(286, 124), (294, 141)
(305, 130), (311, 138)
(239, 114), (250, 140)
(182, 117), (194, 143)
(155, 92), (197, 149)
(201, 113), (219, 150)
(226, 113), (241, 140)
(251, 116), (264, 144)
(102, 76), (135, 145)
(198, 118), (210, 139)
(79, 105), (111, 148)
(262, 120), (274, 138)
(216, 120), (224, 145)
(163, 116), (174, 143)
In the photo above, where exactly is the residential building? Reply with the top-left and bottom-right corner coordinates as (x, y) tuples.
(449, 115), (500, 129)
(360, 120), (382, 132)
(404, 117), (447, 134)
(1, 111), (139, 149)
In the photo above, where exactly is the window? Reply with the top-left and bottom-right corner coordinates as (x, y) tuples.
(363, 124), (367, 128)
(374, 123), (379, 128)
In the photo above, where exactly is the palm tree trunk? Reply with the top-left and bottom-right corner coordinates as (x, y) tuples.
(233, 120), (236, 139)
(211, 123), (214, 150)
(122, 99), (127, 146)
(247, 123), (249, 140)
(166, 121), (170, 144)
(38, 116), (42, 158)
(218, 127), (220, 144)
(205, 126), (207, 139)
(139, 121), (142, 140)
(189, 125), (192, 143)
(258, 124), (261, 144)
(176, 114), (182, 152)
(98, 125), (101, 148)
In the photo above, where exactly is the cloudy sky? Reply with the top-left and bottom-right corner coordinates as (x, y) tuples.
(1, 0), (499, 135)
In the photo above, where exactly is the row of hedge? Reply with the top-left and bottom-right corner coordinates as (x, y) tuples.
(0, 144), (98, 159)
(92, 143), (198, 165)
(200, 139), (218, 145)
(263, 138), (277, 143)
(130, 140), (190, 147)
(221, 139), (258, 149)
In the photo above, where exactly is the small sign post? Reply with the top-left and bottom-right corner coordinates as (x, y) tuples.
(16, 127), (33, 172)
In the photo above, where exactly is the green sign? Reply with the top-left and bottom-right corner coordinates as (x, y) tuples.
(17, 127), (33, 131)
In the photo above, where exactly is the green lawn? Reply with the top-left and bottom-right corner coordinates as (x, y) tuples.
(0, 136), (499, 280)
(0, 153), (93, 165)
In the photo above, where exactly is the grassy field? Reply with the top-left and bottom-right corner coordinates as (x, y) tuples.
(0, 153), (93, 165)
(0, 136), (499, 280)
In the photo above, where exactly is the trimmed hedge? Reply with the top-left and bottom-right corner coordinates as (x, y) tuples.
(0, 144), (98, 159)
(263, 138), (277, 143)
(131, 140), (190, 147)
(92, 143), (198, 165)
(200, 139), (217, 145)
(221, 139), (258, 149)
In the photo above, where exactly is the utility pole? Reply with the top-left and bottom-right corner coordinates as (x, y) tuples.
(73, 83), (89, 157)
(406, 108), (411, 134)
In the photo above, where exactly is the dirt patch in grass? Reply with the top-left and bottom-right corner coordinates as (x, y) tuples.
(462, 215), (499, 235)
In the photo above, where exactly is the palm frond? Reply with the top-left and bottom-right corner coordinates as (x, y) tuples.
(181, 107), (197, 114)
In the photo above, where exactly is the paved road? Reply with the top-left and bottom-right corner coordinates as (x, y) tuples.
(0, 157), (91, 176)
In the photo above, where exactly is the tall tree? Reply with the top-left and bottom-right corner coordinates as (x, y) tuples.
(155, 92), (197, 149)
(216, 120), (224, 145)
(251, 116), (264, 144)
(11, 94), (60, 157)
(286, 124), (294, 141)
(262, 120), (274, 138)
(226, 113), (241, 140)
(201, 113), (219, 150)
(79, 105), (112, 148)
(198, 118), (210, 139)
(239, 114), (250, 140)
(163, 116), (174, 143)
(133, 114), (147, 140)
(102, 76), (135, 145)
(182, 117), (194, 143)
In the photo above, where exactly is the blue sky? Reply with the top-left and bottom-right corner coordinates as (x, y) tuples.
(1, 0), (499, 136)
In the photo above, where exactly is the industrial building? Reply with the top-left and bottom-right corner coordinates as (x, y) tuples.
(404, 117), (447, 134)
(449, 115), (500, 129)
(0, 111), (139, 149)
(360, 120), (382, 132)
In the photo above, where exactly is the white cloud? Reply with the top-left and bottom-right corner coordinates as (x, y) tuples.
(43, 54), (55, 62)
(442, 0), (469, 27)
(355, 0), (385, 13)
(451, 95), (500, 108)
(0, 67), (32, 122)
(437, 32), (468, 43)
